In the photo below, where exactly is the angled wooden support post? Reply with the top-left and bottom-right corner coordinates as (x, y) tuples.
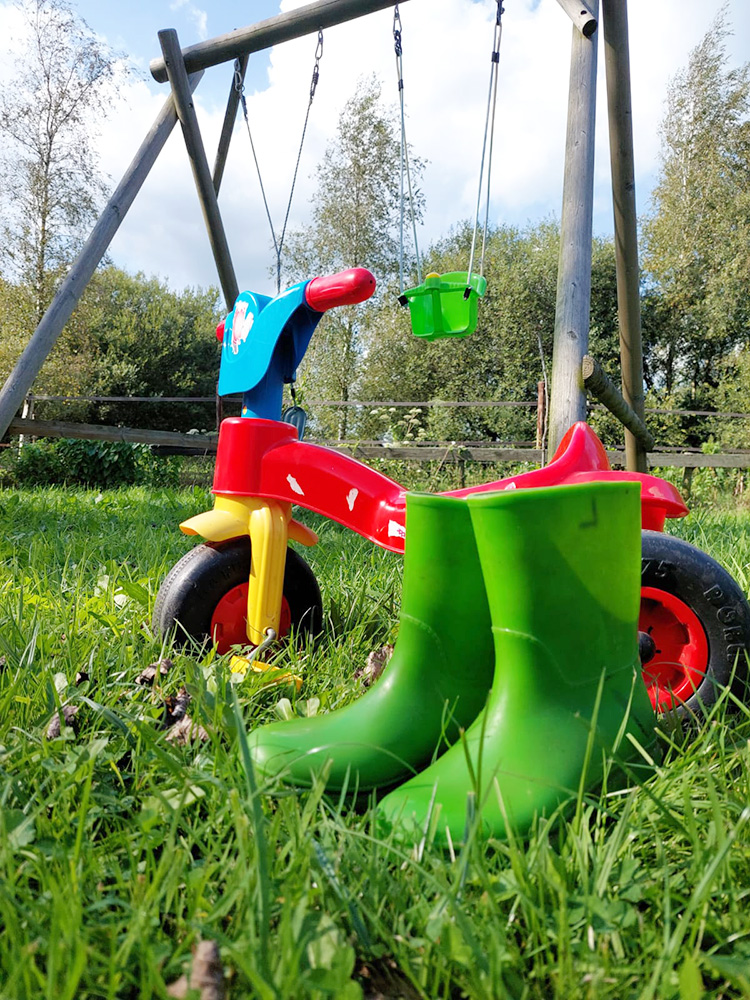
(602, 0), (649, 472)
(159, 29), (239, 311)
(210, 52), (248, 432)
(547, 0), (599, 460)
(0, 72), (203, 442)
(582, 355), (654, 450)
(213, 53), (248, 195)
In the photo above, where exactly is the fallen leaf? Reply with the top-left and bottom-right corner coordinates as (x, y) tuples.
(46, 705), (79, 739)
(166, 715), (210, 745)
(136, 658), (173, 686)
(358, 956), (421, 1000)
(274, 697), (294, 721)
(167, 940), (225, 1000)
(163, 686), (191, 727)
(354, 645), (393, 686)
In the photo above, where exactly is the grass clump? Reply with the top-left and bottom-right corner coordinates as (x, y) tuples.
(0, 486), (749, 998)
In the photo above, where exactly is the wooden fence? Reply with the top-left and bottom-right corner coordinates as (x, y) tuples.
(8, 415), (750, 471)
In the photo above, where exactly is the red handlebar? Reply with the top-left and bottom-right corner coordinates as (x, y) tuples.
(305, 267), (376, 312)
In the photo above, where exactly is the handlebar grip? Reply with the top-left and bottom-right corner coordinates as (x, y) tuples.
(305, 267), (376, 312)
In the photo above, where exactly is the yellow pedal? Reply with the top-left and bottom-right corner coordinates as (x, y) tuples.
(229, 654), (249, 674)
(229, 655), (302, 692)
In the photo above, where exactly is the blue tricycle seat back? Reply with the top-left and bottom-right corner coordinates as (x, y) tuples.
(217, 281), (322, 401)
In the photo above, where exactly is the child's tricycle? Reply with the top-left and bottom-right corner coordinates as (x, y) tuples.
(153, 268), (750, 716)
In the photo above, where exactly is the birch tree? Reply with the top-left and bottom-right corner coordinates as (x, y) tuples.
(0, 0), (120, 326)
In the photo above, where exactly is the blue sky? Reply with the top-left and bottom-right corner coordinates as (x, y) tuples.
(72, 0), (283, 100)
(1, 0), (748, 297)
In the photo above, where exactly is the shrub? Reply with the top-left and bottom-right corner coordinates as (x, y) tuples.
(6, 440), (67, 485)
(2, 438), (180, 488)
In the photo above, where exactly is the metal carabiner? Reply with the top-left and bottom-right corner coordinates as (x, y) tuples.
(233, 57), (245, 95)
(310, 30), (324, 100)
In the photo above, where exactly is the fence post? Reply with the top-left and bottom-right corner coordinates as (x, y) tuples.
(18, 394), (34, 450)
(535, 380), (547, 451)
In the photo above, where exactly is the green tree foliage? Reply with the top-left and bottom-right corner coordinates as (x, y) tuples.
(284, 76), (423, 438)
(641, 8), (750, 400)
(0, 0), (121, 326)
(710, 346), (750, 448)
(78, 269), (222, 431)
(0, 268), (222, 431)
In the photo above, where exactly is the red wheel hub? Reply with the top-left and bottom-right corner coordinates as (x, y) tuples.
(210, 583), (292, 655)
(639, 586), (709, 710)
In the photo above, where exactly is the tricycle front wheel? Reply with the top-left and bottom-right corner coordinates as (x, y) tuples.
(153, 537), (323, 654)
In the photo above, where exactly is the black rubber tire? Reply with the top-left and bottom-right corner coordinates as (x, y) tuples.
(153, 537), (323, 650)
(641, 530), (750, 716)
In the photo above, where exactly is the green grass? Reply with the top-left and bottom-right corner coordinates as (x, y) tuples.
(1, 485), (750, 998)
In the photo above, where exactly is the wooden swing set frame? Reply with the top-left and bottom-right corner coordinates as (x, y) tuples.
(0, 0), (651, 471)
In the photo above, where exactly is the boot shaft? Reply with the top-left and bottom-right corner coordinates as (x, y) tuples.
(467, 482), (642, 687)
(401, 493), (490, 633)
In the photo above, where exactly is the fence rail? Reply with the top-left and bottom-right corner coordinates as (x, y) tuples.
(8, 416), (750, 470)
(19, 393), (750, 419)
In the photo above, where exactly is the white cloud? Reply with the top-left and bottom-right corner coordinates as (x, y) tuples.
(169, 0), (208, 41)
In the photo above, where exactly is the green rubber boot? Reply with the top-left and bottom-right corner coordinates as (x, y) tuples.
(249, 493), (495, 791)
(378, 481), (659, 844)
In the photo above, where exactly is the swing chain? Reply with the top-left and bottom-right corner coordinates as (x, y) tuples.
(465, 0), (504, 298)
(236, 34), (324, 294)
(235, 59), (281, 282)
(393, 3), (421, 296)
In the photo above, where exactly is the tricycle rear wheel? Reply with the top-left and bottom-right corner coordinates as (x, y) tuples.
(640, 530), (750, 715)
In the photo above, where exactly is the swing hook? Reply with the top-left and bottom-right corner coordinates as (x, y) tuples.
(233, 58), (245, 96)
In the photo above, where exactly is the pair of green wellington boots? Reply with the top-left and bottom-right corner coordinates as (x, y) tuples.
(249, 482), (659, 844)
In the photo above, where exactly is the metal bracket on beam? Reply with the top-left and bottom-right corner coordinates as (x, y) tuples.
(582, 355), (655, 452)
(554, 0), (598, 37)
